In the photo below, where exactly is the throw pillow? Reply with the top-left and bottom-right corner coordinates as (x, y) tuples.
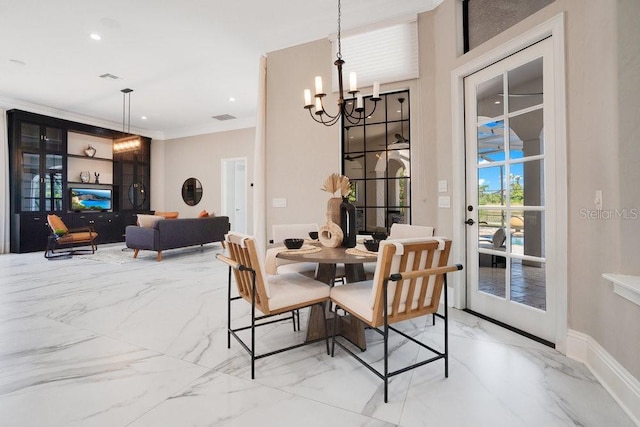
(155, 211), (179, 219)
(198, 209), (209, 218)
(48, 214), (68, 235)
(138, 214), (164, 228)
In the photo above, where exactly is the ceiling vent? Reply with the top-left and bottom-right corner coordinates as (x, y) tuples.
(99, 73), (120, 80)
(212, 114), (236, 121)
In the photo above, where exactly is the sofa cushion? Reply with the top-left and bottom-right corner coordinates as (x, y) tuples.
(198, 209), (209, 218)
(138, 214), (164, 228)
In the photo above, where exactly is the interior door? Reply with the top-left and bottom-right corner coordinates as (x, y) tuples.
(221, 158), (247, 233)
(464, 38), (558, 343)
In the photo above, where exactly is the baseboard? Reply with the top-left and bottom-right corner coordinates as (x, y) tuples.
(566, 329), (640, 426)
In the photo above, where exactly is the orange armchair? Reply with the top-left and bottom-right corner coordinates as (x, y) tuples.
(44, 214), (99, 259)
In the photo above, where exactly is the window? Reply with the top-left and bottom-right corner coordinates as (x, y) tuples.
(342, 90), (411, 234)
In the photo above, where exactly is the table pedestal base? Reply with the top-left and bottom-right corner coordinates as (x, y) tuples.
(306, 304), (367, 351)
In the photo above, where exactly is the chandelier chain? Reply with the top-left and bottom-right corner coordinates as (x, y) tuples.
(336, 0), (342, 59)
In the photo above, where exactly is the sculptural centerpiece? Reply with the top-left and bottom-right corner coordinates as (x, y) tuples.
(319, 173), (355, 247)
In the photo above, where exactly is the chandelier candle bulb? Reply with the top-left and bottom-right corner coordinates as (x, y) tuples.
(304, 89), (312, 107)
(315, 97), (323, 113)
(349, 72), (357, 92)
(356, 94), (363, 110)
(315, 76), (323, 95)
(373, 82), (380, 99)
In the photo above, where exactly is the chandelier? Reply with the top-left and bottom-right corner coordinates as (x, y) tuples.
(303, 0), (380, 126)
(113, 88), (142, 153)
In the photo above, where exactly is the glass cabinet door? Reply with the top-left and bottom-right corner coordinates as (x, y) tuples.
(18, 122), (65, 213)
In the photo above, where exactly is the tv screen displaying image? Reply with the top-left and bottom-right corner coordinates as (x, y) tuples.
(70, 188), (112, 211)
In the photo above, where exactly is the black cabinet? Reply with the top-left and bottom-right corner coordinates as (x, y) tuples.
(70, 212), (124, 244)
(7, 110), (152, 253)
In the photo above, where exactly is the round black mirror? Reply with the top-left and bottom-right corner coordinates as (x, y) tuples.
(182, 177), (203, 206)
(128, 182), (146, 208)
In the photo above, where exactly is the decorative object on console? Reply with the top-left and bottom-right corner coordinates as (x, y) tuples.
(303, 0), (380, 126)
(84, 145), (96, 157)
(94, 172), (100, 184)
(80, 171), (90, 183)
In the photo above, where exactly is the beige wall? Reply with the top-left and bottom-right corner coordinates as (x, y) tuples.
(151, 128), (255, 229)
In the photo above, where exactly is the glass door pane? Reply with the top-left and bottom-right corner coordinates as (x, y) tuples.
(21, 152), (40, 211)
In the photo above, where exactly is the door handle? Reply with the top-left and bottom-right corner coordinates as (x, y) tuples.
(465, 218), (475, 226)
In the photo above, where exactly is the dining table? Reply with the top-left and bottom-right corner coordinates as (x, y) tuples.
(276, 242), (378, 350)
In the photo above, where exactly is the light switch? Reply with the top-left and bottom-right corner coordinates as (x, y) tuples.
(438, 196), (450, 208)
(438, 180), (448, 193)
(272, 198), (287, 208)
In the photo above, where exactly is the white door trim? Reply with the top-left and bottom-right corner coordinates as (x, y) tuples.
(450, 13), (568, 352)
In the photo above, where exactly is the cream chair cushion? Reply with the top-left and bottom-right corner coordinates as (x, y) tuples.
(267, 273), (330, 312)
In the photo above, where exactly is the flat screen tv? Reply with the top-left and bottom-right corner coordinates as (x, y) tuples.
(70, 188), (112, 211)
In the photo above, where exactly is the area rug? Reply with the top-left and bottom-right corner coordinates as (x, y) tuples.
(77, 244), (138, 264)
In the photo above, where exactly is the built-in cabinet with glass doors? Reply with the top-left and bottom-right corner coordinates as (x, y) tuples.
(8, 110), (151, 253)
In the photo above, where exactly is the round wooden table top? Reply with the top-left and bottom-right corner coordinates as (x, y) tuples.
(277, 245), (377, 264)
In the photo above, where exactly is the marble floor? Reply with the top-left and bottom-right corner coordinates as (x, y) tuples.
(0, 243), (634, 427)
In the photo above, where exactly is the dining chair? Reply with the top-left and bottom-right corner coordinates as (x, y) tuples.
(388, 223), (435, 239)
(330, 237), (463, 402)
(217, 231), (331, 379)
(270, 223), (319, 275)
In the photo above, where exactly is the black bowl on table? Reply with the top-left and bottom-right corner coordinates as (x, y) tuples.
(363, 239), (381, 252)
(284, 238), (305, 250)
(372, 232), (388, 241)
(308, 231), (319, 240)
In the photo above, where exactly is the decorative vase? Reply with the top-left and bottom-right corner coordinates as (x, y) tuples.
(340, 197), (356, 248)
(326, 197), (342, 225)
(84, 145), (96, 157)
(80, 171), (90, 183)
(318, 213), (343, 248)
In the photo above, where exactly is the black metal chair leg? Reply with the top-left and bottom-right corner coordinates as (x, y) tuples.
(321, 302), (330, 355)
(330, 304), (339, 357)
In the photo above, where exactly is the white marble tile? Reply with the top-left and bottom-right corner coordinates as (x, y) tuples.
(129, 370), (394, 426)
(0, 245), (635, 426)
(0, 309), (208, 427)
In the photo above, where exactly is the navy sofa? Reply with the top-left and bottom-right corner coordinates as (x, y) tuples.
(125, 216), (229, 261)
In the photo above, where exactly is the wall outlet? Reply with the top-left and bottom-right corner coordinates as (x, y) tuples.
(438, 180), (448, 193)
(438, 196), (451, 208)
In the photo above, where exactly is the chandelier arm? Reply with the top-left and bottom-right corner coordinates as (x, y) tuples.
(342, 111), (363, 126)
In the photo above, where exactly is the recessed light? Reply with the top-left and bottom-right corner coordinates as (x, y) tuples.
(141, 116), (147, 120)
(494, 100), (501, 105)
(90, 33), (102, 41)
(229, 97), (236, 102)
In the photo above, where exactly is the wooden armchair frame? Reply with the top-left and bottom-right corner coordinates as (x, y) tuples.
(44, 214), (99, 259)
(217, 232), (330, 379)
(330, 238), (463, 402)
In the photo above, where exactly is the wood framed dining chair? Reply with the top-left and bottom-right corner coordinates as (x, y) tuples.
(216, 232), (331, 379)
(329, 237), (463, 402)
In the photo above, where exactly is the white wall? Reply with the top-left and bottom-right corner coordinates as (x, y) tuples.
(152, 128), (255, 231)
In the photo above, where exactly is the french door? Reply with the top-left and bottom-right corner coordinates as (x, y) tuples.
(464, 38), (560, 343)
